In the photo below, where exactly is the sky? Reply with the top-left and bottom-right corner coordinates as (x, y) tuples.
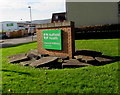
(0, 0), (119, 22)
(0, 0), (66, 22)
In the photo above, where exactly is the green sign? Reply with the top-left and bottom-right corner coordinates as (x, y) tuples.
(6, 23), (14, 26)
(42, 29), (62, 50)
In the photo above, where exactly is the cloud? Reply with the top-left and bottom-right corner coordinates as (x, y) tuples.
(29, 1), (66, 20)
(0, 0), (65, 9)
(0, 0), (66, 21)
(0, 0), (27, 9)
(32, 2), (65, 12)
(66, 0), (119, 2)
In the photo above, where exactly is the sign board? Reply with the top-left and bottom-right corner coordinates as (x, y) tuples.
(6, 23), (14, 27)
(42, 29), (62, 50)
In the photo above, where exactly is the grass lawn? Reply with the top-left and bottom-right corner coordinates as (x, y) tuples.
(1, 39), (119, 94)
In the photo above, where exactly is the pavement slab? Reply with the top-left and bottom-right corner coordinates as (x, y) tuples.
(74, 55), (95, 62)
(29, 57), (58, 68)
(8, 53), (28, 63)
(62, 59), (93, 68)
(95, 56), (113, 62)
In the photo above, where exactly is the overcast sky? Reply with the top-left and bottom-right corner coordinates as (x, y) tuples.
(0, 0), (66, 22)
(0, 0), (119, 22)
(67, 0), (119, 2)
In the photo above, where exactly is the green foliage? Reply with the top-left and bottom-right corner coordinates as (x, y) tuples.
(1, 39), (119, 94)
(76, 23), (120, 32)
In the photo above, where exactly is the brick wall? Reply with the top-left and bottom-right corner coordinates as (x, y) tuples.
(36, 21), (75, 58)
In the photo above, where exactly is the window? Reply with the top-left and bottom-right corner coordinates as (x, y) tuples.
(55, 15), (59, 20)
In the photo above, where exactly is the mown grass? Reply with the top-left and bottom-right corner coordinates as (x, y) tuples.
(1, 39), (119, 94)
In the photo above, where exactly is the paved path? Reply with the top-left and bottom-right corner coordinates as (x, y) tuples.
(0, 35), (37, 48)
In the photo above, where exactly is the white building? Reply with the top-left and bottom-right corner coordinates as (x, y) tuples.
(0, 21), (35, 32)
(0, 21), (18, 32)
(0, 19), (51, 32)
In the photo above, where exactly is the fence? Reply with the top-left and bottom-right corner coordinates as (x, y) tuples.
(5, 30), (28, 38)
(75, 24), (120, 39)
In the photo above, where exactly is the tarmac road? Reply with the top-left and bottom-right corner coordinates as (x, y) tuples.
(0, 35), (37, 48)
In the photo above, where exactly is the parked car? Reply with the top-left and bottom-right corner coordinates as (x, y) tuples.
(0, 34), (8, 39)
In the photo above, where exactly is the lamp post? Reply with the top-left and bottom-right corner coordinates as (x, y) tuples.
(1, 23), (3, 32)
(28, 6), (33, 41)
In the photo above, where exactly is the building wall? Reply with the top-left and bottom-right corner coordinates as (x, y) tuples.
(118, 2), (120, 23)
(118, 15), (120, 23)
(66, 2), (119, 27)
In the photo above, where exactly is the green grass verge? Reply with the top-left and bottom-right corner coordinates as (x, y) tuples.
(1, 39), (119, 93)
